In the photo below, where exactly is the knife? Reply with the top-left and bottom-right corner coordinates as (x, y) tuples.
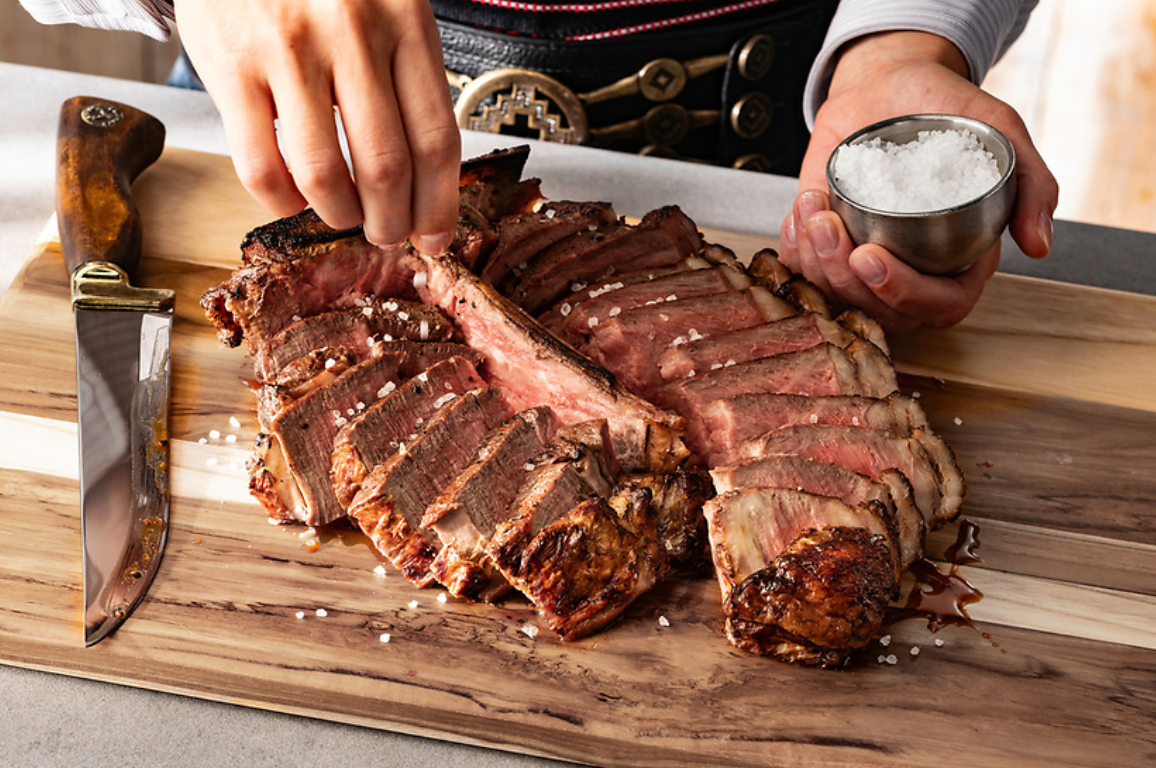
(56, 96), (172, 646)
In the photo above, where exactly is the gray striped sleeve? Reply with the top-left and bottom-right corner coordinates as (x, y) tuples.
(802, 0), (1040, 128)
(17, 0), (175, 41)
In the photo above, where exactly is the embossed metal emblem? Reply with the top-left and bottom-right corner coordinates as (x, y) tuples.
(80, 103), (124, 128)
(738, 34), (776, 81)
(730, 92), (773, 140)
(638, 58), (688, 102)
(454, 69), (589, 145)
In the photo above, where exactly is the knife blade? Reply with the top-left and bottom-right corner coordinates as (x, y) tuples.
(56, 95), (172, 646)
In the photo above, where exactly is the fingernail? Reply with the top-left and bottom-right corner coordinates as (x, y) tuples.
(375, 240), (407, 253)
(850, 251), (886, 286)
(807, 217), (839, 257)
(1038, 210), (1053, 255)
(783, 215), (796, 247)
(797, 190), (827, 223)
(416, 232), (452, 256)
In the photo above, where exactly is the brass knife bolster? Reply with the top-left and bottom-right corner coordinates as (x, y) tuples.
(71, 260), (175, 312)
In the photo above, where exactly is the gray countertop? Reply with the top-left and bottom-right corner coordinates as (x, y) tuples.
(1, 61), (1153, 768)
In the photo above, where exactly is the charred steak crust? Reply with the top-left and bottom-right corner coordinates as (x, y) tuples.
(487, 420), (619, 580)
(459, 144), (531, 188)
(239, 208), (365, 263)
(615, 469), (713, 576)
(508, 487), (668, 642)
(725, 526), (896, 668)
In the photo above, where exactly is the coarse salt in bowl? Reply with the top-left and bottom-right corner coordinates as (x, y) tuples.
(826, 114), (1016, 276)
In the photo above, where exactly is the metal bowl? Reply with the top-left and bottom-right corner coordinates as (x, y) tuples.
(826, 114), (1016, 276)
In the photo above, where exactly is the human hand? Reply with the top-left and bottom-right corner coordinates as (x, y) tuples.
(176, 0), (461, 253)
(780, 31), (1059, 336)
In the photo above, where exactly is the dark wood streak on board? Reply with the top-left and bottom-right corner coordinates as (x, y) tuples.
(901, 374), (1156, 544)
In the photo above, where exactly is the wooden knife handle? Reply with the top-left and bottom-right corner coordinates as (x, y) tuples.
(56, 96), (166, 278)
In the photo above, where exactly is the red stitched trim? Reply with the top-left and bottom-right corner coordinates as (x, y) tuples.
(564, 0), (785, 39)
(460, 0), (695, 11)
(458, 0), (783, 16)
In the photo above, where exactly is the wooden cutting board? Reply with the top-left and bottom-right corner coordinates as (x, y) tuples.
(1, 148), (1154, 768)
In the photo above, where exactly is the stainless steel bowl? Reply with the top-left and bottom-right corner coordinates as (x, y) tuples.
(826, 114), (1016, 276)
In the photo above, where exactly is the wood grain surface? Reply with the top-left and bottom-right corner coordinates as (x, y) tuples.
(1, 148), (1154, 767)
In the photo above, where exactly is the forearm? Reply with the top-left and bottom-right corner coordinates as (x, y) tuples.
(827, 30), (969, 100)
(17, 0), (175, 41)
(802, 0), (1040, 127)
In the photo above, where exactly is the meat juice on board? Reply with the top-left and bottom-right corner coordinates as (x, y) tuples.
(885, 519), (1004, 652)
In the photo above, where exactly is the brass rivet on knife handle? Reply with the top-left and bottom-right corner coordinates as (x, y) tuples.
(56, 95), (167, 298)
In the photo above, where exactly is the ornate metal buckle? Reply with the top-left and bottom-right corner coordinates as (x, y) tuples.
(448, 50), (729, 147)
(451, 69), (590, 145)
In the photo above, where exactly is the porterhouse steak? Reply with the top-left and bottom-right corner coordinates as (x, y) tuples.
(203, 144), (965, 665)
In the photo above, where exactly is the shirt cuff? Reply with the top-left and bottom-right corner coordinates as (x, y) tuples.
(18, 1), (176, 42)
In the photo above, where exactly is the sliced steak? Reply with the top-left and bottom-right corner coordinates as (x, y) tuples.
(507, 206), (705, 314)
(201, 209), (417, 352)
(705, 487), (897, 602)
(456, 146), (543, 263)
(203, 147), (536, 352)
(614, 469), (714, 576)
(710, 455), (924, 570)
(580, 287), (797, 398)
(656, 340), (899, 449)
(458, 178), (544, 224)
(836, 309), (889, 357)
(255, 349), (360, 427)
(255, 313), (371, 385)
(346, 386), (513, 586)
(559, 265), (751, 344)
(536, 259), (704, 336)
(747, 248), (793, 288)
(457, 145), (540, 220)
(697, 392), (927, 466)
(747, 248), (832, 319)
(726, 526), (896, 668)
(487, 421), (618, 582)
(371, 340), (485, 379)
(747, 250), (890, 355)
(510, 486), (668, 641)
(480, 201), (618, 290)
(331, 355), (487, 509)
(876, 470), (925, 570)
(412, 251), (687, 472)
(656, 313), (860, 383)
(422, 406), (559, 602)
(249, 354), (406, 526)
(738, 424), (964, 528)
(259, 340), (482, 433)
(253, 300), (454, 382)
(453, 147), (543, 269)
(450, 204), (501, 272)
(775, 275), (833, 319)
